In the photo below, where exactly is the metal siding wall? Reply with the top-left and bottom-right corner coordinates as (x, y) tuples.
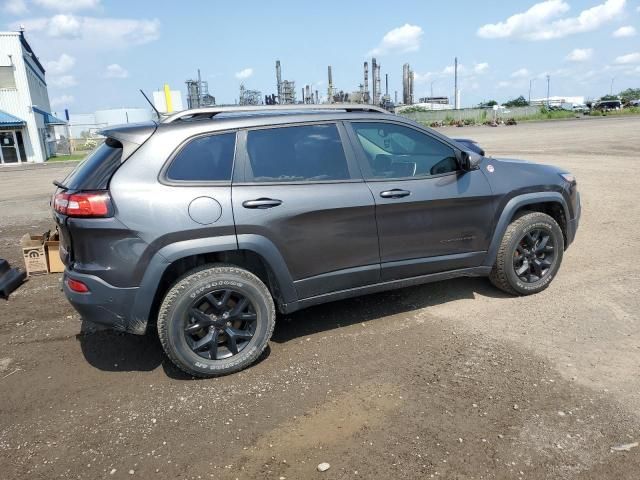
(0, 33), (46, 162)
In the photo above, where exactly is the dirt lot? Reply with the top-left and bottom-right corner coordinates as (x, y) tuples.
(1, 116), (639, 479)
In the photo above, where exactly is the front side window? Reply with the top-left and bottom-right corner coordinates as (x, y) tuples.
(246, 124), (349, 182)
(167, 132), (236, 181)
(352, 122), (459, 179)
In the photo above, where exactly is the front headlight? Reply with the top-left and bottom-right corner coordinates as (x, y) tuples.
(560, 173), (576, 184)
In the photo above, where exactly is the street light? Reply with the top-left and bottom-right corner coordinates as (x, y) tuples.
(529, 79), (535, 105)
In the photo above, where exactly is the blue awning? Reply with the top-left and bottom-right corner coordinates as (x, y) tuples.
(32, 106), (67, 125)
(0, 110), (26, 127)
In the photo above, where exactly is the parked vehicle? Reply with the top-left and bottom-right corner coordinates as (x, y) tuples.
(52, 104), (581, 377)
(594, 100), (622, 111)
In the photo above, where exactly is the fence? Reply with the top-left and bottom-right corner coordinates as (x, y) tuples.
(399, 106), (543, 124)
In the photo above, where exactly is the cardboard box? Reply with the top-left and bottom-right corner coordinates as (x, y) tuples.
(20, 233), (48, 276)
(45, 231), (64, 273)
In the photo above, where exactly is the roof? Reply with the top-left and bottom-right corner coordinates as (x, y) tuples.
(32, 107), (67, 125)
(0, 110), (26, 127)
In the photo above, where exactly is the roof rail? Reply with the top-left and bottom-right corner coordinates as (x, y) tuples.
(162, 103), (390, 123)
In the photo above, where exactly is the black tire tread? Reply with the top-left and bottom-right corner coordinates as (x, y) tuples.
(157, 264), (275, 378)
(489, 212), (560, 295)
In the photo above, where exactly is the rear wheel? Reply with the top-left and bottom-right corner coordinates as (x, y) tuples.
(489, 212), (564, 295)
(158, 265), (275, 377)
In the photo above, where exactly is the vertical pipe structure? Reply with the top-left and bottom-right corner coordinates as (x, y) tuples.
(327, 66), (333, 104)
(385, 73), (389, 96)
(546, 74), (551, 107)
(402, 63), (409, 104)
(372, 58), (377, 105)
(163, 83), (173, 113)
(305, 85), (311, 104)
(276, 60), (282, 104)
(363, 62), (369, 104)
(409, 69), (414, 105)
(454, 57), (459, 109)
(395, 90), (398, 104)
(315, 90), (319, 105)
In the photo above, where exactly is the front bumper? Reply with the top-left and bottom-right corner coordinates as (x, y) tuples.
(566, 191), (581, 247)
(63, 270), (141, 333)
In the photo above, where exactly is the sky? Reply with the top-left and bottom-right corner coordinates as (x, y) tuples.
(2, 0), (639, 114)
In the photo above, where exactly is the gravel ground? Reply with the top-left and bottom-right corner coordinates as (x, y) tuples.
(0, 116), (639, 479)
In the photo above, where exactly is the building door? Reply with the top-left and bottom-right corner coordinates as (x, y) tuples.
(0, 131), (22, 164)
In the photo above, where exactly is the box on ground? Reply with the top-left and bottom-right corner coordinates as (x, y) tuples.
(20, 233), (48, 276)
(45, 231), (64, 273)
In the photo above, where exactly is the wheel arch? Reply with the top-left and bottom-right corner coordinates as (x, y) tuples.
(129, 234), (297, 334)
(484, 192), (569, 267)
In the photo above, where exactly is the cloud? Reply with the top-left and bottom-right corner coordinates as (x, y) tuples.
(235, 68), (253, 80)
(511, 68), (530, 78)
(615, 52), (640, 64)
(3, 0), (28, 14)
(45, 53), (75, 74)
(566, 48), (593, 61)
(49, 74), (77, 87)
(474, 62), (489, 74)
(613, 25), (636, 37)
(104, 63), (128, 78)
(34, 0), (100, 11)
(442, 64), (465, 75)
(478, 0), (625, 40)
(13, 15), (160, 47)
(50, 94), (74, 106)
(368, 24), (423, 56)
(498, 81), (511, 88)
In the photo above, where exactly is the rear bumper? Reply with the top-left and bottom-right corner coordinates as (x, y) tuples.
(62, 271), (143, 334)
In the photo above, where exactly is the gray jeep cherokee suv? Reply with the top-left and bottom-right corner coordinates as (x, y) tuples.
(52, 104), (580, 377)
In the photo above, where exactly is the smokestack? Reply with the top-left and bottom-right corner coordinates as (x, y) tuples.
(276, 60), (282, 104)
(305, 84), (311, 104)
(364, 62), (369, 104)
(315, 90), (319, 104)
(402, 63), (409, 104)
(385, 73), (389, 96)
(327, 66), (333, 104)
(454, 57), (459, 109)
(372, 58), (377, 105)
(302, 88), (305, 103)
(395, 90), (398, 104)
(409, 69), (414, 105)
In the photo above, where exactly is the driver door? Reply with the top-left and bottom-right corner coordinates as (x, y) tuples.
(345, 120), (495, 281)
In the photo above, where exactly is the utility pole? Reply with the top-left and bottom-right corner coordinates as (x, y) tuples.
(454, 57), (459, 109)
(610, 77), (616, 96)
(430, 81), (435, 99)
(546, 75), (550, 108)
(528, 79), (535, 105)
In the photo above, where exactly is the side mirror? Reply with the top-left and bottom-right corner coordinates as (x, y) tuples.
(459, 151), (482, 171)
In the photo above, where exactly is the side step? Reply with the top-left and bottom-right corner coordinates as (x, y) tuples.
(0, 259), (27, 299)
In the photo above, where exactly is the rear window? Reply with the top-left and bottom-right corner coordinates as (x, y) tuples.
(60, 137), (122, 190)
(246, 124), (349, 182)
(166, 132), (236, 182)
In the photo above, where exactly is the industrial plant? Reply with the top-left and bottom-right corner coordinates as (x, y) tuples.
(178, 58), (436, 113)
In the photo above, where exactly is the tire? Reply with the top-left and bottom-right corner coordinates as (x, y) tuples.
(489, 212), (564, 296)
(158, 265), (275, 378)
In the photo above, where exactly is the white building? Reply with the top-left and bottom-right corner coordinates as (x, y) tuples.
(0, 30), (66, 164)
(530, 96), (585, 107)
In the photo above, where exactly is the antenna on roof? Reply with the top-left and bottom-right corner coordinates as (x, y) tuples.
(139, 89), (162, 120)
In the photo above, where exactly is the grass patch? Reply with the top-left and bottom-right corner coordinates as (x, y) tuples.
(47, 153), (87, 162)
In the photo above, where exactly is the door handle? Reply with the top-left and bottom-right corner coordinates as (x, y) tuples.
(242, 198), (283, 209)
(379, 189), (411, 199)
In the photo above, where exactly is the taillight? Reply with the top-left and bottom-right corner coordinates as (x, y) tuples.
(53, 191), (112, 217)
(66, 277), (89, 293)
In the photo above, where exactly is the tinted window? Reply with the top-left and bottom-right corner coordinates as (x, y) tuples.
(167, 133), (236, 181)
(246, 124), (349, 182)
(60, 137), (121, 190)
(352, 122), (459, 179)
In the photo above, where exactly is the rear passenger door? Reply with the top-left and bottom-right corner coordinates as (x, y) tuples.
(232, 122), (380, 300)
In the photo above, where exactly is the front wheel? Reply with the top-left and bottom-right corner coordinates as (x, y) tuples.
(489, 212), (564, 295)
(157, 265), (275, 377)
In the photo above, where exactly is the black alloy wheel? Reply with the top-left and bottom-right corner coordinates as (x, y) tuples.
(185, 289), (257, 361)
(513, 229), (556, 283)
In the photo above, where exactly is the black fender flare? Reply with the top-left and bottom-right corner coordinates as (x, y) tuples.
(129, 234), (297, 332)
(483, 192), (569, 267)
